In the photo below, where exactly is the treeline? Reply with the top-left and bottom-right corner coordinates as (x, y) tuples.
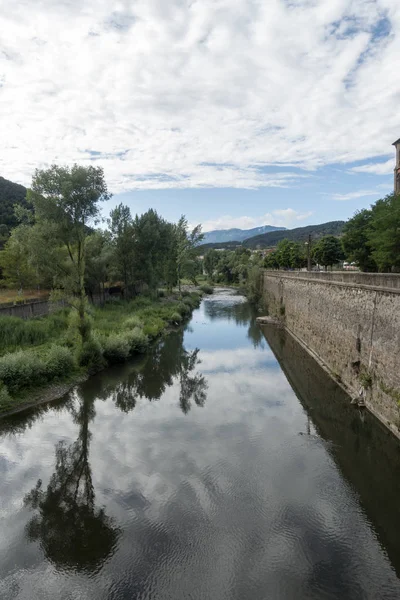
(0, 176), (29, 247)
(254, 193), (400, 272)
(0, 164), (204, 307)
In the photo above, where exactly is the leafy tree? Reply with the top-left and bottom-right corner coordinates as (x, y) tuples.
(175, 216), (203, 293)
(289, 242), (307, 269)
(85, 230), (113, 302)
(0, 176), (29, 243)
(264, 251), (279, 269)
(342, 209), (377, 272)
(108, 203), (135, 297)
(312, 235), (344, 270)
(28, 164), (111, 341)
(368, 193), (400, 272)
(0, 225), (37, 291)
(275, 239), (292, 269)
(204, 249), (219, 280)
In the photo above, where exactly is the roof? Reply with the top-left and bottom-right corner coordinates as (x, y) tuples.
(393, 138), (400, 146)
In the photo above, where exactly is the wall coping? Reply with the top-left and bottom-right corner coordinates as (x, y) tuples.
(263, 271), (400, 295)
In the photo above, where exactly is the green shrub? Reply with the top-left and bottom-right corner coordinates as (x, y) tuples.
(169, 312), (182, 324)
(102, 333), (130, 364)
(143, 317), (165, 339)
(181, 290), (190, 297)
(45, 345), (76, 379)
(158, 289), (166, 298)
(200, 284), (213, 295)
(0, 350), (46, 393)
(0, 312), (68, 354)
(124, 316), (143, 330)
(124, 327), (149, 353)
(177, 302), (191, 317)
(0, 381), (11, 405)
(79, 338), (105, 373)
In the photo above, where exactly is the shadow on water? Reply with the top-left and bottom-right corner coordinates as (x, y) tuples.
(261, 323), (400, 578)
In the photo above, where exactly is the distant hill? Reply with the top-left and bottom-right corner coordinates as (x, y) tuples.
(201, 224), (286, 245)
(195, 241), (242, 253)
(243, 221), (345, 249)
(0, 176), (28, 235)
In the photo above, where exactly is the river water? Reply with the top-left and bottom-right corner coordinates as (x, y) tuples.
(1, 289), (400, 599)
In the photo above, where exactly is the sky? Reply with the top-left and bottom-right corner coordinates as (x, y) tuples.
(1, 0), (400, 232)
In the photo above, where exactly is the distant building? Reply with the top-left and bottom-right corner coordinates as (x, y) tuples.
(393, 138), (400, 193)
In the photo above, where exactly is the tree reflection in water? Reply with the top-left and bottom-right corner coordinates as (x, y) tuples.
(22, 327), (207, 571)
(203, 292), (266, 349)
(113, 329), (208, 415)
(24, 395), (120, 573)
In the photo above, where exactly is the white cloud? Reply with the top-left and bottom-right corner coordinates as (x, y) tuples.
(330, 189), (382, 201)
(201, 209), (314, 231)
(351, 159), (394, 175)
(1, 1), (400, 192)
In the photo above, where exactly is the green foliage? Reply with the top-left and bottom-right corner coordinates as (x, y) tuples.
(368, 193), (400, 272)
(342, 209), (377, 272)
(0, 312), (68, 355)
(245, 265), (263, 304)
(123, 316), (143, 329)
(79, 338), (105, 372)
(45, 345), (76, 379)
(0, 381), (12, 405)
(0, 225), (38, 290)
(0, 345), (76, 394)
(102, 333), (130, 364)
(175, 215), (204, 292)
(28, 164), (111, 342)
(124, 328), (149, 353)
(199, 284), (214, 294)
(170, 311), (183, 324)
(312, 235), (344, 269)
(0, 176), (29, 245)
(177, 302), (191, 317)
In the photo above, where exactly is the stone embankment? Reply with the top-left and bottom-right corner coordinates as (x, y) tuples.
(261, 271), (400, 437)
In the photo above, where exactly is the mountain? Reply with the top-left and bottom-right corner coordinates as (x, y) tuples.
(0, 176), (28, 235)
(201, 225), (286, 245)
(243, 221), (345, 249)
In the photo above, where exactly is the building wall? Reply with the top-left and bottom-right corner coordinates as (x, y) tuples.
(263, 271), (400, 435)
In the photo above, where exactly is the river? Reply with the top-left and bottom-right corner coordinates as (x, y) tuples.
(1, 289), (400, 599)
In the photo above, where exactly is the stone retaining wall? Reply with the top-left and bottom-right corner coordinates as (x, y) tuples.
(262, 271), (400, 434)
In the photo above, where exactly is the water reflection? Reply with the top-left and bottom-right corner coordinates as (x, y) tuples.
(110, 330), (208, 414)
(24, 396), (120, 573)
(1, 290), (400, 599)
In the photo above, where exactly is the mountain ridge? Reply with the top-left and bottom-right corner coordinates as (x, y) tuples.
(202, 224), (286, 244)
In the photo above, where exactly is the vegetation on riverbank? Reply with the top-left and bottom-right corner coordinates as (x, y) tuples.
(0, 291), (203, 413)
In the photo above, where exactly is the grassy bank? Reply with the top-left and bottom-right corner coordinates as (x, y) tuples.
(0, 290), (203, 414)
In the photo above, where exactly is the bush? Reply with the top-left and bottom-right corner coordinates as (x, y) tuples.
(79, 338), (105, 373)
(45, 345), (76, 379)
(169, 312), (182, 324)
(143, 317), (166, 339)
(0, 381), (11, 405)
(124, 327), (149, 353)
(0, 350), (45, 393)
(200, 284), (213, 295)
(0, 312), (68, 354)
(124, 316), (143, 330)
(177, 302), (191, 317)
(102, 333), (130, 364)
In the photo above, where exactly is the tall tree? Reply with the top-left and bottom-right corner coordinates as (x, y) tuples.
(175, 216), (203, 293)
(342, 209), (377, 272)
(369, 193), (400, 272)
(312, 235), (344, 270)
(108, 203), (135, 297)
(28, 164), (111, 341)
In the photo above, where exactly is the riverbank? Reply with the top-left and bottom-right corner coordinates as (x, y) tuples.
(0, 290), (205, 417)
